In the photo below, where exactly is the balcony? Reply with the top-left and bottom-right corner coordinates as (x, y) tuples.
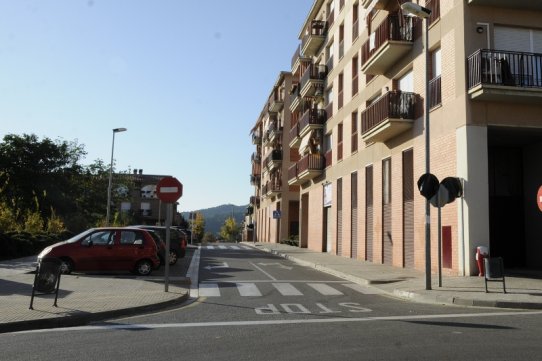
(289, 121), (300, 148)
(251, 152), (261, 164)
(467, 49), (542, 103)
(250, 174), (261, 186)
(250, 196), (260, 207)
(269, 87), (284, 113)
(289, 83), (302, 113)
(299, 109), (326, 138)
(300, 64), (327, 98)
(361, 15), (414, 75)
(467, 0), (542, 10)
(251, 131), (261, 145)
(302, 20), (327, 57)
(265, 149), (283, 171)
(361, 0), (392, 9)
(291, 45), (311, 76)
(288, 154), (325, 185)
(361, 91), (417, 143)
(265, 178), (282, 196)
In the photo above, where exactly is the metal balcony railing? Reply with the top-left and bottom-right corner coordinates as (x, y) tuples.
(299, 109), (326, 133)
(361, 15), (414, 66)
(361, 91), (417, 134)
(467, 49), (542, 90)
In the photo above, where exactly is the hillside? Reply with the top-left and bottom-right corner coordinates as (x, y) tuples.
(181, 204), (247, 235)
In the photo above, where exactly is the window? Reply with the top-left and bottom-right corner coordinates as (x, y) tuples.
(351, 111), (358, 153)
(82, 231), (114, 246)
(430, 47), (442, 108)
(337, 122), (343, 161)
(382, 158), (391, 205)
(339, 24), (344, 59)
(352, 3), (359, 41)
(338, 72), (344, 109)
(120, 231), (138, 245)
(398, 70), (414, 92)
(352, 56), (359, 96)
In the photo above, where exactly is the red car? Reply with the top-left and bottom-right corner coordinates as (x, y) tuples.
(37, 227), (161, 276)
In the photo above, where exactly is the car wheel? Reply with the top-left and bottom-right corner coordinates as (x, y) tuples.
(169, 250), (178, 265)
(135, 260), (153, 276)
(60, 258), (74, 274)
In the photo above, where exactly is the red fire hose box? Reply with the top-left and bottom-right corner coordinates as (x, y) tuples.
(476, 246), (489, 277)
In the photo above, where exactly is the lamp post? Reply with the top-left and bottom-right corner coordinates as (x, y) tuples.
(106, 127), (127, 226)
(401, 2), (432, 290)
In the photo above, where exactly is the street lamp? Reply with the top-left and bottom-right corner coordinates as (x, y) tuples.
(106, 127), (127, 226)
(401, 2), (432, 290)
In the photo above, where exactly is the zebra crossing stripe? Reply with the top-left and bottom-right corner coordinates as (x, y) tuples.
(199, 283), (220, 297)
(272, 283), (303, 296)
(342, 283), (384, 295)
(218, 245), (227, 249)
(307, 283), (344, 296)
(207, 246), (215, 250)
(230, 246), (240, 250)
(236, 283), (262, 296)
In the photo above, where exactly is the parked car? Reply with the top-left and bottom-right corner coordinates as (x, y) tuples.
(37, 227), (161, 276)
(134, 225), (187, 258)
(145, 228), (178, 265)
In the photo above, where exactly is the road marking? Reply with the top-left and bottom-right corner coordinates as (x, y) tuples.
(230, 246), (240, 250)
(250, 262), (277, 281)
(258, 262), (293, 270)
(218, 245), (227, 250)
(237, 283), (262, 296)
(308, 283), (344, 295)
(21, 310), (542, 333)
(272, 283), (303, 296)
(199, 283), (220, 297)
(342, 283), (385, 295)
(207, 246), (215, 250)
(203, 262), (229, 271)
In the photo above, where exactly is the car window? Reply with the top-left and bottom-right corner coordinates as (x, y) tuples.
(82, 231), (114, 246)
(120, 230), (141, 245)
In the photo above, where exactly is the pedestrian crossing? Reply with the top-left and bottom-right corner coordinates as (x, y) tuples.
(202, 245), (252, 250)
(198, 281), (383, 298)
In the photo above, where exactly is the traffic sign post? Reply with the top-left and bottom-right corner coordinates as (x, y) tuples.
(156, 177), (183, 292)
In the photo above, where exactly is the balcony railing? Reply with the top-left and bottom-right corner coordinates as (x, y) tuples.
(250, 196), (260, 207)
(251, 152), (261, 163)
(429, 75), (442, 109)
(361, 15), (414, 75)
(265, 149), (283, 171)
(361, 91), (417, 143)
(302, 20), (327, 57)
(300, 64), (328, 98)
(265, 178), (282, 196)
(289, 121), (300, 148)
(269, 87), (284, 113)
(467, 49), (542, 102)
(288, 154), (325, 185)
(251, 132), (261, 145)
(299, 109), (326, 138)
(250, 174), (261, 186)
(466, 0), (541, 10)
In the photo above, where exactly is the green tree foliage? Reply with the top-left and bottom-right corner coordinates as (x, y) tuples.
(202, 232), (216, 244)
(191, 212), (205, 242)
(220, 216), (241, 242)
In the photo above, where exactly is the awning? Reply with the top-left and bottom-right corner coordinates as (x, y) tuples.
(299, 131), (312, 155)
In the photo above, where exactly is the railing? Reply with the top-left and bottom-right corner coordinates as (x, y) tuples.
(250, 175), (260, 186)
(429, 75), (441, 108)
(361, 15), (414, 65)
(290, 83), (300, 104)
(301, 20), (327, 51)
(251, 152), (261, 163)
(288, 163), (298, 182)
(298, 154), (325, 174)
(300, 64), (328, 91)
(467, 49), (542, 89)
(289, 121), (299, 143)
(299, 109), (326, 132)
(361, 91), (417, 134)
(291, 45), (301, 70)
(250, 196), (260, 206)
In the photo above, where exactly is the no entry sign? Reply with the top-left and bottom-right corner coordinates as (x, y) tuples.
(538, 186), (542, 212)
(156, 176), (183, 203)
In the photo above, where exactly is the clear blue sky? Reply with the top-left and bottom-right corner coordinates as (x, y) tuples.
(0, 0), (313, 212)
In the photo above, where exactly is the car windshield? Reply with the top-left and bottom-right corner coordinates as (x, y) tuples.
(64, 228), (96, 244)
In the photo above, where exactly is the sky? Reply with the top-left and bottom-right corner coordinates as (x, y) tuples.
(0, 0), (314, 212)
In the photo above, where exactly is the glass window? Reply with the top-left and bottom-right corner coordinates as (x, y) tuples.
(82, 231), (114, 246)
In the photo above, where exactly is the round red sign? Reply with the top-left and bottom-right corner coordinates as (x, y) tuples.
(156, 176), (183, 203)
(537, 186), (542, 212)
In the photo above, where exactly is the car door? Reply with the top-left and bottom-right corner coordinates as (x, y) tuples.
(116, 229), (147, 270)
(77, 230), (116, 271)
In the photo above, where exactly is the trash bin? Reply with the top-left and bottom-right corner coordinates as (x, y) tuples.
(475, 246), (489, 277)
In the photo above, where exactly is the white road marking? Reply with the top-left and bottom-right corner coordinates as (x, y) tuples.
(308, 283), (344, 295)
(342, 283), (385, 295)
(218, 245), (227, 250)
(199, 283), (220, 297)
(207, 246), (215, 250)
(237, 283), (262, 296)
(230, 246), (240, 250)
(17, 310), (542, 334)
(272, 283), (303, 296)
(249, 262), (277, 281)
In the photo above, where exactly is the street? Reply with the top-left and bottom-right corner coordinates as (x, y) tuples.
(1, 245), (542, 360)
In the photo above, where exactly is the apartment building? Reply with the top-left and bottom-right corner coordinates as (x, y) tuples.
(249, 0), (542, 276)
(248, 72), (300, 244)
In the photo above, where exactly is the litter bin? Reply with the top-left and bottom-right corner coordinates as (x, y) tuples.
(475, 246), (489, 277)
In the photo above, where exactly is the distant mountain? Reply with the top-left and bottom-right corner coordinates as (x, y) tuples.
(181, 204), (247, 235)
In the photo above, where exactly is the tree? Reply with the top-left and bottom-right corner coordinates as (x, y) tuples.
(191, 212), (205, 242)
(220, 216), (241, 242)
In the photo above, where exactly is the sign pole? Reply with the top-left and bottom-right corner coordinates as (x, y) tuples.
(164, 203), (172, 292)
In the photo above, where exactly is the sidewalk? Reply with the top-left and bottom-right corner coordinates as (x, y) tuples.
(0, 256), (191, 334)
(244, 242), (542, 310)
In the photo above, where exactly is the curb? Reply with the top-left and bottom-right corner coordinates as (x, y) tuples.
(0, 291), (190, 334)
(250, 244), (542, 311)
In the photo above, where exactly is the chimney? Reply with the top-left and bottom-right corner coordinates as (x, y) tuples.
(139, 169), (143, 175)
(133, 169), (137, 174)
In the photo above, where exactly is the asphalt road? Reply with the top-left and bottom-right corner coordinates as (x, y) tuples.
(2, 245), (542, 360)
